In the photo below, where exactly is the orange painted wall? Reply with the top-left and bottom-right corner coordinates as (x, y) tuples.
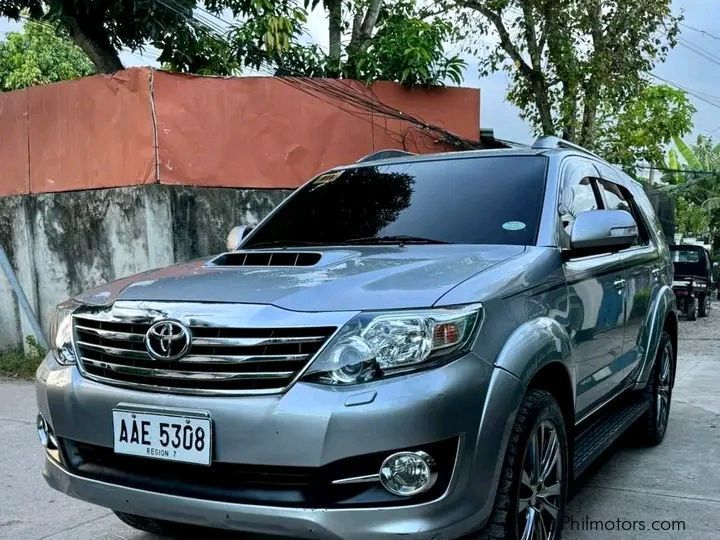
(27, 68), (156, 194)
(153, 73), (480, 189)
(0, 89), (29, 197)
(0, 68), (480, 195)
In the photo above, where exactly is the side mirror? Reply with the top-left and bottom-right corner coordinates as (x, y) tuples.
(226, 225), (254, 251)
(570, 210), (638, 252)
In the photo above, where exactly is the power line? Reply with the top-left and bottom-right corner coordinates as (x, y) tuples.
(678, 37), (720, 69)
(680, 22), (720, 42)
(646, 72), (720, 110)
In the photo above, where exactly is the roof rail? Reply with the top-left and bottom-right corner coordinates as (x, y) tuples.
(532, 136), (604, 160)
(356, 149), (417, 163)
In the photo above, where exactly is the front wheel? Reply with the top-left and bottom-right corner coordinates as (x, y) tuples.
(469, 389), (568, 540)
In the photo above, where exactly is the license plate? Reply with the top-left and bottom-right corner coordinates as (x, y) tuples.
(112, 409), (212, 465)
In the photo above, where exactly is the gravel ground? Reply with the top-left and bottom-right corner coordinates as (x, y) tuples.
(1, 310), (719, 540)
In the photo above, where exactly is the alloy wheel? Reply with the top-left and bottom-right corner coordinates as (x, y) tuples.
(656, 342), (672, 432)
(517, 420), (563, 540)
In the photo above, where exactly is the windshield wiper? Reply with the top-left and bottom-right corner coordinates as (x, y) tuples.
(242, 240), (338, 249)
(245, 235), (449, 249)
(343, 235), (449, 245)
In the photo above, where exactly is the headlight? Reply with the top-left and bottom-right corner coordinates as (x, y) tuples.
(302, 303), (482, 385)
(50, 300), (80, 365)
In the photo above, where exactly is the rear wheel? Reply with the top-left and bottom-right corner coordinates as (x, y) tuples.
(469, 389), (568, 540)
(634, 331), (673, 446)
(698, 293), (709, 317)
(685, 297), (698, 321)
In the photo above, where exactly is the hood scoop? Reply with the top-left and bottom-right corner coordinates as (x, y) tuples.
(207, 251), (322, 267)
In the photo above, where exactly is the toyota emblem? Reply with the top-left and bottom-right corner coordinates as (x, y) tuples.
(145, 320), (191, 360)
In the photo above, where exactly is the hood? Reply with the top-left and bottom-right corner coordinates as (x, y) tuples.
(75, 245), (525, 311)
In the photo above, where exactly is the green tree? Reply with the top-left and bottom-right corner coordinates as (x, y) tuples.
(664, 135), (720, 248)
(675, 196), (709, 238)
(597, 84), (695, 171)
(2, 1), (464, 87)
(350, 2), (465, 85)
(0, 1), (297, 75)
(0, 19), (94, 90)
(448, 0), (679, 148)
(237, 0), (465, 86)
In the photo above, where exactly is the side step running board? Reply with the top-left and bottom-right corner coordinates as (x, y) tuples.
(573, 396), (650, 478)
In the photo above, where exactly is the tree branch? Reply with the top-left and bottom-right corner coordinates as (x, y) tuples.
(457, 0), (555, 135)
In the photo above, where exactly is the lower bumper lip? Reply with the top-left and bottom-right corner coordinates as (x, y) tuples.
(43, 452), (475, 540)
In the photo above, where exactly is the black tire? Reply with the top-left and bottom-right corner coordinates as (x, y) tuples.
(468, 389), (568, 540)
(686, 297), (698, 321)
(698, 293), (709, 317)
(114, 511), (236, 538)
(634, 331), (673, 446)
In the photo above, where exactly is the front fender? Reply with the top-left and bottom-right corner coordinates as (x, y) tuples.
(494, 316), (575, 394)
(465, 317), (574, 527)
(632, 284), (676, 390)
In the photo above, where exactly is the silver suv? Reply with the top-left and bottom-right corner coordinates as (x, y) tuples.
(36, 137), (677, 540)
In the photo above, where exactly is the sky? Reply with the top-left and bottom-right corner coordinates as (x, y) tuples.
(1, 0), (719, 146)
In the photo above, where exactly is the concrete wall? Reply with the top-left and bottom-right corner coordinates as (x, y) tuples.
(0, 185), (290, 350)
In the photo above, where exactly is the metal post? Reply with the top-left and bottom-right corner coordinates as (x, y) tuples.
(0, 247), (49, 349)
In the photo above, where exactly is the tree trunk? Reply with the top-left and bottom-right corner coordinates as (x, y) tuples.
(346, 0), (383, 78)
(64, 16), (123, 73)
(530, 74), (555, 135)
(327, 0), (342, 76)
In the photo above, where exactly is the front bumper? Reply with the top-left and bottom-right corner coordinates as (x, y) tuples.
(36, 353), (524, 539)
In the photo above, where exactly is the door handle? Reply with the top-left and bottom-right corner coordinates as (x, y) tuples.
(613, 278), (627, 291)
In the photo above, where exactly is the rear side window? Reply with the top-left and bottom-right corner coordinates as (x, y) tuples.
(598, 180), (650, 245)
(598, 181), (630, 212)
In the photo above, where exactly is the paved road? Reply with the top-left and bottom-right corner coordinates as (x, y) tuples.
(2, 312), (719, 540)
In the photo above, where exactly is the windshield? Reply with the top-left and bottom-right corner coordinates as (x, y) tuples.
(244, 156), (548, 248)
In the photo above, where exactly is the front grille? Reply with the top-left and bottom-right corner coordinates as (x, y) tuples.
(73, 316), (336, 394)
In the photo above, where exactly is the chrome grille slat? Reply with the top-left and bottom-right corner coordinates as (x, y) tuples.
(81, 358), (295, 381)
(73, 315), (336, 395)
(176, 354), (309, 364)
(192, 336), (326, 347)
(76, 341), (150, 360)
(75, 325), (145, 343)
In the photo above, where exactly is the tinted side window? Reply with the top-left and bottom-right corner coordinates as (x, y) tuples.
(598, 180), (650, 245)
(560, 177), (600, 234)
(599, 181), (630, 212)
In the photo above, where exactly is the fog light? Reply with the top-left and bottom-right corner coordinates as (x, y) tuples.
(379, 451), (437, 496)
(37, 414), (49, 447)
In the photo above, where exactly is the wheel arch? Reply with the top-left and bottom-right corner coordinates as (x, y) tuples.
(527, 362), (575, 433)
(633, 285), (676, 390)
(663, 309), (678, 387)
(494, 316), (576, 408)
